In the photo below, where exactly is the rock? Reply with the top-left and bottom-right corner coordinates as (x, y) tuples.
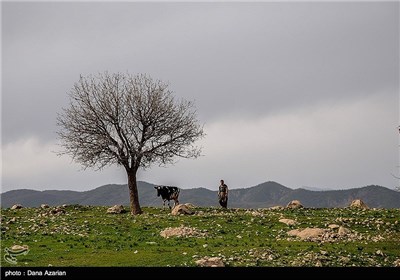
(286, 200), (303, 209)
(375, 250), (385, 257)
(339, 256), (350, 264)
(41, 204), (50, 209)
(393, 259), (400, 267)
(338, 226), (351, 236)
(287, 228), (326, 240)
(328, 224), (340, 229)
(171, 204), (194, 215)
(106, 205), (126, 214)
(195, 257), (224, 267)
(279, 218), (298, 226)
(160, 225), (205, 238)
(184, 203), (196, 209)
(268, 206), (284, 210)
(11, 204), (23, 210)
(349, 199), (369, 209)
(10, 245), (29, 251)
(7, 217), (16, 224)
(50, 207), (65, 215)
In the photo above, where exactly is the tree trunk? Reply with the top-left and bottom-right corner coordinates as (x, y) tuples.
(127, 170), (142, 215)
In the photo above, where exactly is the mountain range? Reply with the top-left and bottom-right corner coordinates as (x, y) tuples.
(1, 181), (400, 209)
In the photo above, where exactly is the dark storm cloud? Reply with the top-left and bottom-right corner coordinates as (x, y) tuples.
(3, 2), (397, 143)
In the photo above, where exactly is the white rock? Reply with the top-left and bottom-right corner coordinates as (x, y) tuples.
(106, 205), (125, 214)
(286, 200), (303, 209)
(287, 228), (326, 240)
(195, 257), (224, 267)
(338, 226), (351, 236)
(11, 204), (23, 210)
(349, 199), (369, 209)
(171, 204), (194, 216)
(279, 218), (298, 226)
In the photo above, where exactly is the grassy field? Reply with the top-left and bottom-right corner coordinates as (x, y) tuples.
(1, 205), (399, 267)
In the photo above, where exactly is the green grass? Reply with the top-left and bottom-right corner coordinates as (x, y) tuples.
(1, 205), (399, 267)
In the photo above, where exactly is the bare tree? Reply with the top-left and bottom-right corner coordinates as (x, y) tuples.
(57, 73), (205, 214)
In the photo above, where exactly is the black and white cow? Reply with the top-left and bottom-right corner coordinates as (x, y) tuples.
(154, 186), (180, 209)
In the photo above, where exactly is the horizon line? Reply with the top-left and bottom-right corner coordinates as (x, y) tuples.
(0, 180), (392, 194)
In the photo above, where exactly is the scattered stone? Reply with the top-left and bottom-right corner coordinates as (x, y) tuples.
(375, 250), (385, 257)
(11, 204), (23, 210)
(287, 228), (326, 240)
(160, 225), (206, 238)
(328, 224), (340, 229)
(393, 259), (400, 267)
(339, 256), (350, 264)
(251, 211), (263, 217)
(338, 226), (351, 236)
(7, 217), (16, 224)
(279, 218), (298, 226)
(195, 257), (224, 267)
(50, 207), (66, 215)
(268, 206), (284, 210)
(286, 200), (303, 209)
(106, 205), (126, 214)
(349, 199), (369, 209)
(171, 204), (194, 216)
(41, 204), (50, 209)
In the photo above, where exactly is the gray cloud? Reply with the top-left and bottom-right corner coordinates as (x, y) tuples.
(2, 2), (398, 192)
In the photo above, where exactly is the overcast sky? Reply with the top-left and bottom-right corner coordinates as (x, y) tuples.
(1, 1), (399, 193)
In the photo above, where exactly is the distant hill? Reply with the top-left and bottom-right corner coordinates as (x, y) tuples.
(1, 181), (400, 208)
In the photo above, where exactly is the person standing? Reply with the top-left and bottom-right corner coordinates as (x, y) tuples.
(218, 179), (229, 208)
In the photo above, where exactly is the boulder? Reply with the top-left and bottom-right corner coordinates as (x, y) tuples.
(106, 205), (126, 214)
(328, 224), (340, 229)
(171, 204), (194, 215)
(338, 226), (351, 236)
(10, 245), (29, 252)
(287, 228), (326, 240)
(11, 204), (23, 210)
(195, 257), (224, 267)
(184, 203), (196, 209)
(41, 204), (50, 209)
(349, 199), (369, 209)
(279, 218), (298, 226)
(286, 200), (303, 209)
